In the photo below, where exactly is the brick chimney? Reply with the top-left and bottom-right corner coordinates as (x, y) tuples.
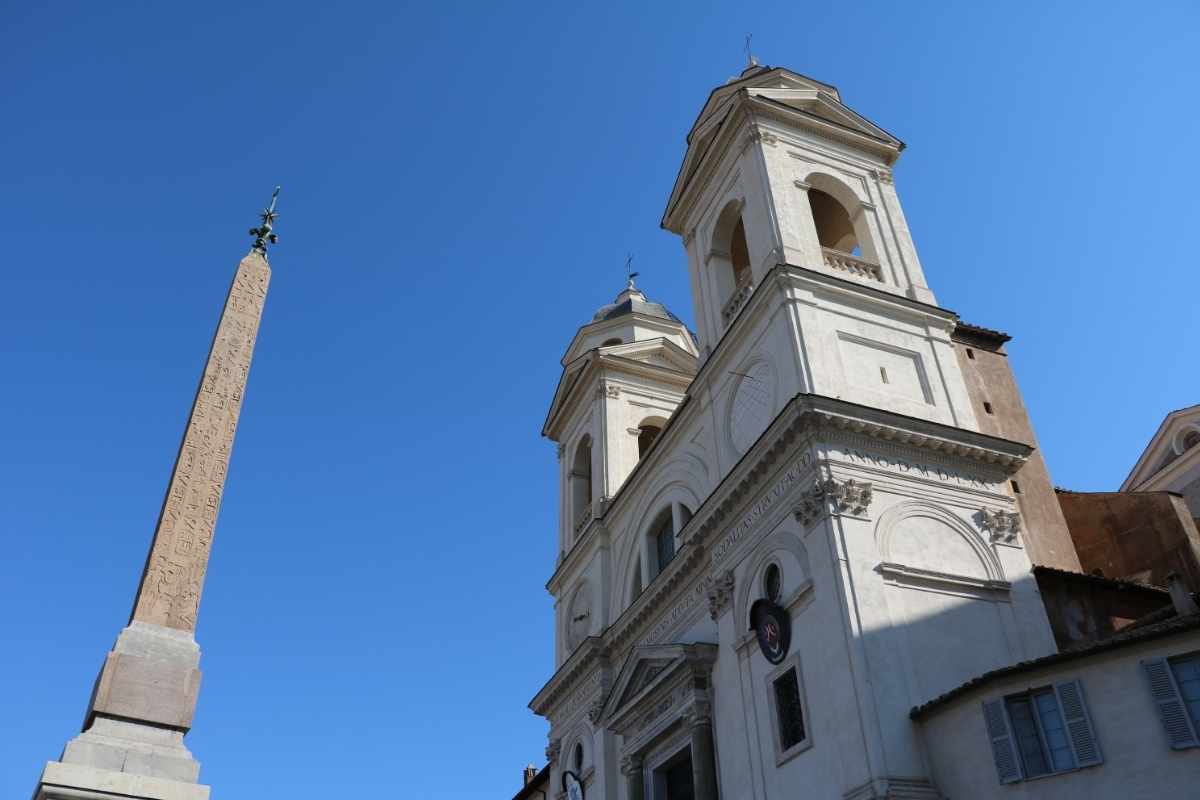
(523, 764), (538, 786)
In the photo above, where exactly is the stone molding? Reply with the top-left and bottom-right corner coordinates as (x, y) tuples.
(705, 570), (735, 620)
(978, 507), (1021, 544)
(545, 738), (561, 763)
(792, 477), (873, 527)
(620, 754), (644, 776)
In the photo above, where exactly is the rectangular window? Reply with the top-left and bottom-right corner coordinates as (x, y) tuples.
(1004, 689), (1076, 776)
(983, 401), (994, 415)
(773, 668), (807, 750)
(984, 681), (1102, 783)
(966, 347), (976, 360)
(1171, 655), (1200, 732)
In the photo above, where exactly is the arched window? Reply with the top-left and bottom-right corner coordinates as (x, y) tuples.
(809, 189), (859, 254)
(1183, 430), (1200, 452)
(648, 503), (693, 579)
(711, 201), (755, 326)
(636, 416), (668, 459)
(630, 555), (643, 598)
(573, 743), (584, 773)
(730, 217), (752, 289)
(570, 436), (593, 534)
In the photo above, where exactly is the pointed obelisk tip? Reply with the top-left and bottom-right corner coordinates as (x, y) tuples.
(249, 185), (281, 255)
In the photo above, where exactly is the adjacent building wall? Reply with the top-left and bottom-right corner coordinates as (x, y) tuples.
(1057, 490), (1200, 590)
(916, 627), (1200, 800)
(1034, 567), (1171, 649)
(952, 324), (1080, 570)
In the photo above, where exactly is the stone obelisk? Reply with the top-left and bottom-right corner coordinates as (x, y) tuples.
(34, 190), (280, 800)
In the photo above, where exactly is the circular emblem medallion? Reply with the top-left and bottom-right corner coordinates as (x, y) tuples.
(751, 600), (791, 664)
(562, 770), (585, 800)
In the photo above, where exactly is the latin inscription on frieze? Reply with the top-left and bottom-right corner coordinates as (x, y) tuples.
(712, 453), (813, 565)
(837, 448), (998, 490)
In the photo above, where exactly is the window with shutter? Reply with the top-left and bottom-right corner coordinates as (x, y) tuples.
(1143, 656), (1200, 749)
(981, 699), (1021, 784)
(983, 680), (1102, 784)
(1054, 679), (1103, 767)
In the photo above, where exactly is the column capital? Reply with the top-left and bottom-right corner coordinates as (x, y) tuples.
(620, 753), (644, 776)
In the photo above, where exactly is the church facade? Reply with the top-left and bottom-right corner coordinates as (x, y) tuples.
(528, 64), (1200, 799)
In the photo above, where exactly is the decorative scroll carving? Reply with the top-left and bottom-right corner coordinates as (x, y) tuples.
(793, 478), (873, 527)
(545, 739), (561, 763)
(132, 252), (270, 632)
(978, 507), (1021, 544)
(706, 570), (735, 620)
(595, 382), (621, 399)
(873, 168), (895, 185)
(620, 754), (644, 776)
(556, 443), (565, 461)
(587, 699), (605, 725)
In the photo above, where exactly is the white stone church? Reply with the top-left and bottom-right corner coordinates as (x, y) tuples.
(522, 62), (1200, 800)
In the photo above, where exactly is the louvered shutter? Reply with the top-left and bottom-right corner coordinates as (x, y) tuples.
(981, 699), (1022, 783)
(1142, 658), (1200, 749)
(1054, 679), (1103, 767)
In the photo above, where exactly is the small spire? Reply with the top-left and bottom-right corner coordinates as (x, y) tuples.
(625, 252), (639, 291)
(249, 186), (281, 253)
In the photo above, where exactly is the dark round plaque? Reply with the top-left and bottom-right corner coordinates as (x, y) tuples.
(562, 770), (585, 800)
(750, 599), (791, 664)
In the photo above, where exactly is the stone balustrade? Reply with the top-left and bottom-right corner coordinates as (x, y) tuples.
(721, 281), (754, 324)
(574, 504), (593, 535)
(822, 247), (883, 282)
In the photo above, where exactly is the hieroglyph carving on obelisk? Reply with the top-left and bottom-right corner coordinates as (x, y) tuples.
(131, 250), (269, 631)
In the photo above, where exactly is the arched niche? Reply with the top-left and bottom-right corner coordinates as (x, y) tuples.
(733, 529), (812, 627)
(874, 501), (1006, 587)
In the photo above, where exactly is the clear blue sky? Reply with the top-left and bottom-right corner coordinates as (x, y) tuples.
(2, 2), (1197, 797)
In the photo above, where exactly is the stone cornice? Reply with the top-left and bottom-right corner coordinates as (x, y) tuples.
(665, 90), (899, 232)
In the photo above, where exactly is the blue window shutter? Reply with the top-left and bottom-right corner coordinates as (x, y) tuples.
(1054, 679), (1103, 767)
(982, 699), (1022, 783)
(1142, 658), (1200, 749)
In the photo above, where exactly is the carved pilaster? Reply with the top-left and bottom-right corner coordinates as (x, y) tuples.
(545, 738), (561, 763)
(873, 168), (895, 184)
(705, 570), (735, 620)
(620, 754), (644, 777)
(979, 507), (1021, 544)
(793, 478), (874, 527)
(587, 699), (605, 725)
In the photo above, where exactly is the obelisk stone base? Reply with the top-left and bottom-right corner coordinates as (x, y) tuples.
(35, 761), (209, 800)
(33, 623), (208, 799)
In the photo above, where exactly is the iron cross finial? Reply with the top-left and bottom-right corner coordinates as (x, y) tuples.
(249, 186), (281, 254)
(625, 253), (639, 290)
(745, 33), (758, 67)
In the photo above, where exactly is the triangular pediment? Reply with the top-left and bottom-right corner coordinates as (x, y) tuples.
(543, 338), (698, 439)
(665, 66), (901, 231)
(1122, 404), (1200, 490)
(597, 643), (717, 731)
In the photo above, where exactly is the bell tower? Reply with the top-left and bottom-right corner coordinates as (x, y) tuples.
(662, 63), (977, 434)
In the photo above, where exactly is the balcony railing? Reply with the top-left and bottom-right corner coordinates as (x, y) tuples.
(822, 247), (883, 282)
(573, 503), (594, 535)
(721, 280), (754, 324)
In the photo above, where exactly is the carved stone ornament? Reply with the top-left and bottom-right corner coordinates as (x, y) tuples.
(587, 698), (605, 725)
(620, 754), (644, 776)
(706, 570), (736, 620)
(596, 382), (621, 399)
(683, 697), (713, 729)
(556, 443), (566, 461)
(545, 738), (562, 763)
(979, 507), (1021, 544)
(792, 478), (874, 527)
(873, 168), (895, 185)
